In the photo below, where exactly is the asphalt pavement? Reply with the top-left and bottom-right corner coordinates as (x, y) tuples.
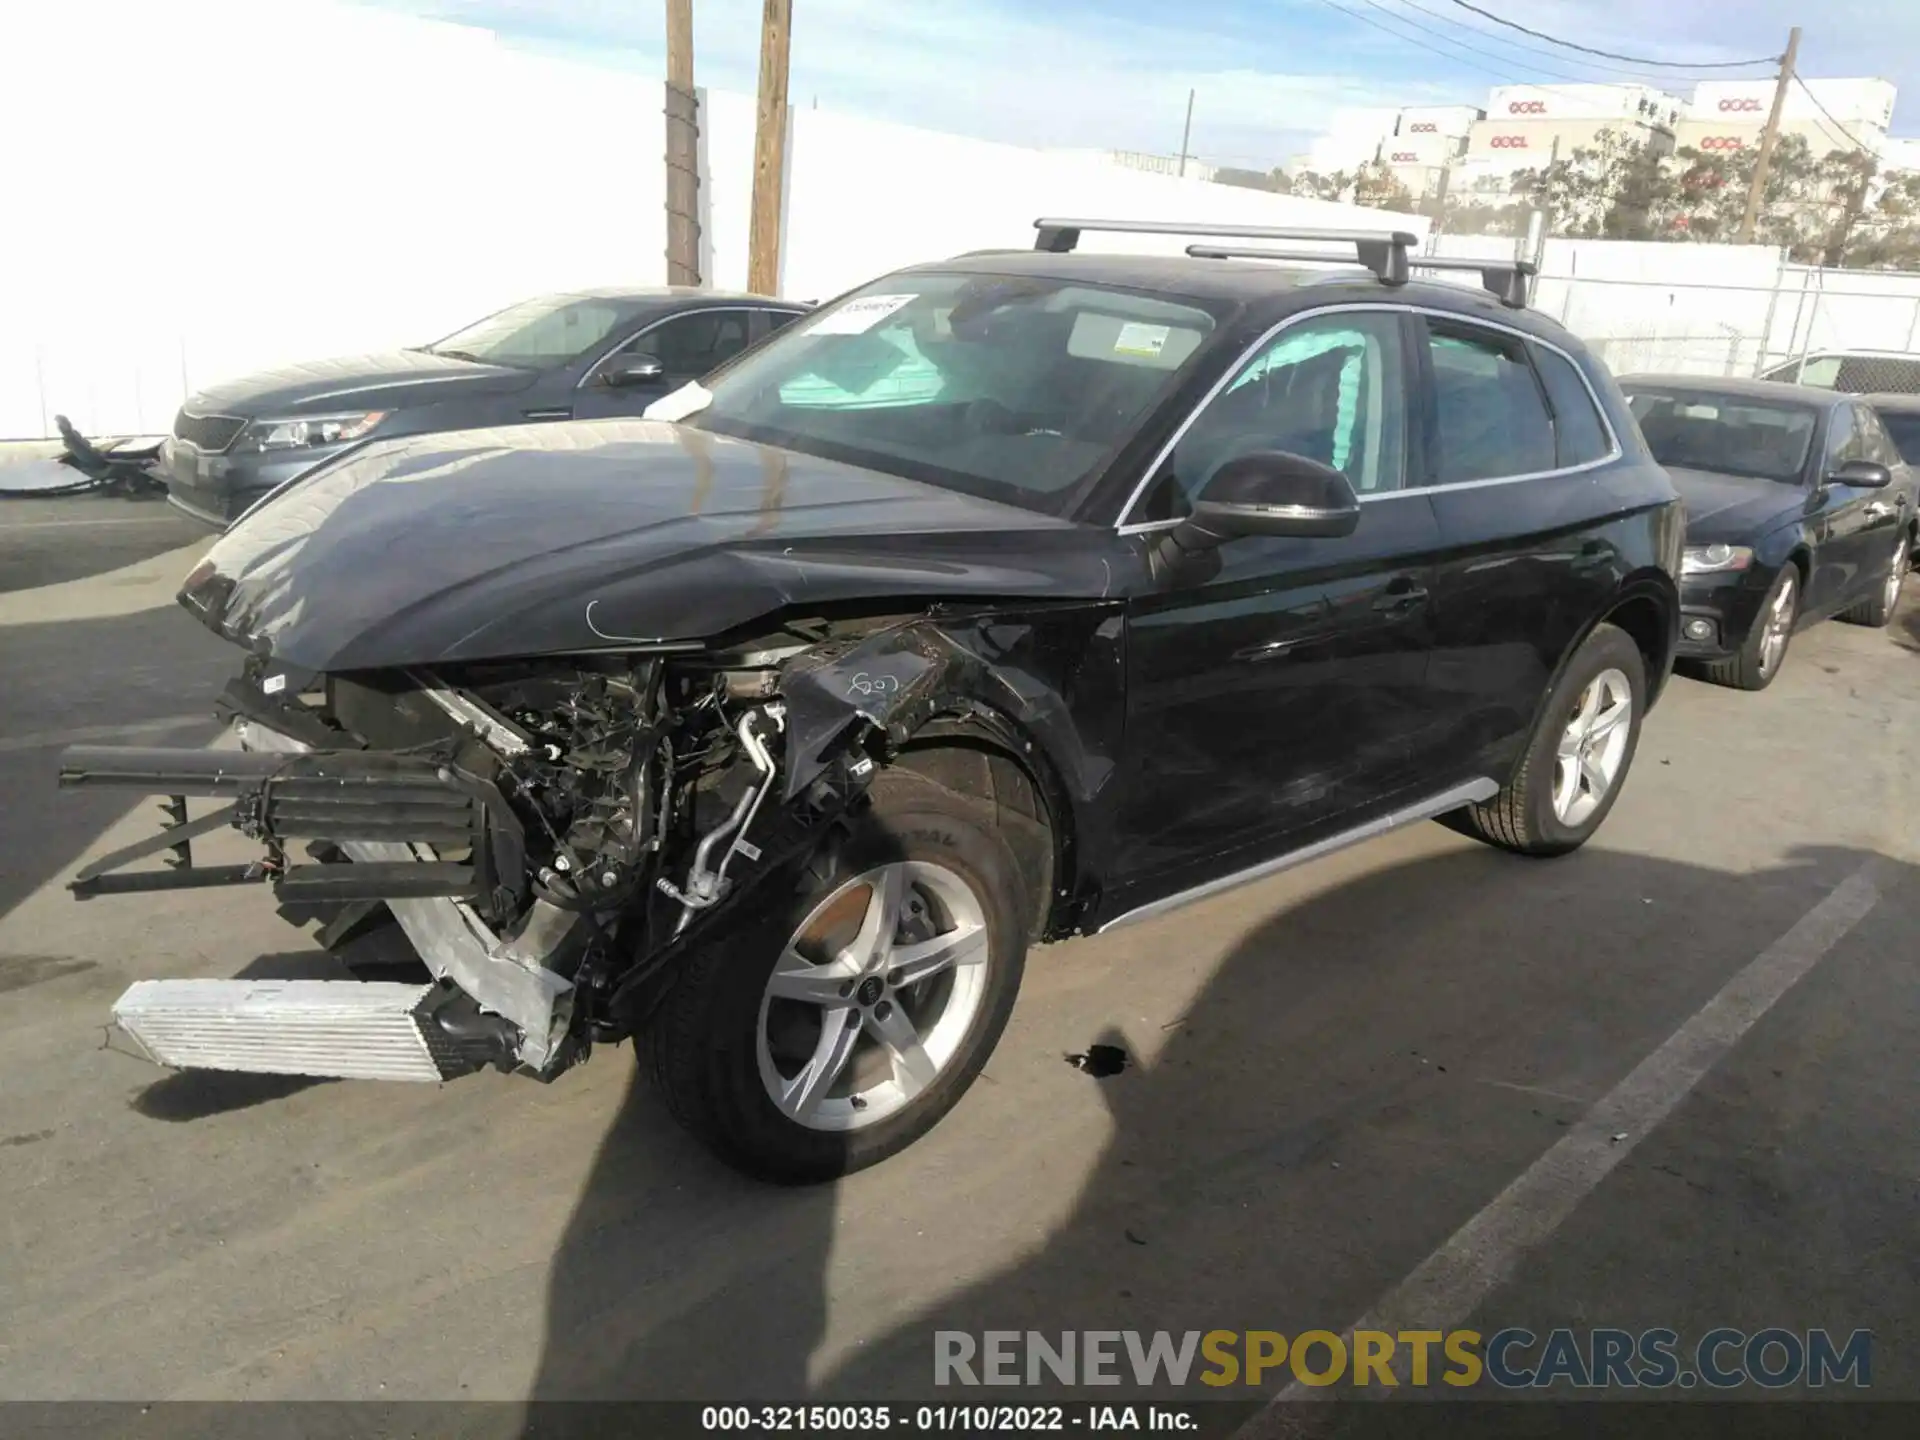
(1, 500), (1916, 1415)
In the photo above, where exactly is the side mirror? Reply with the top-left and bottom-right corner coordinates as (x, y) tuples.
(1827, 459), (1892, 489)
(1170, 451), (1362, 552)
(602, 356), (666, 388)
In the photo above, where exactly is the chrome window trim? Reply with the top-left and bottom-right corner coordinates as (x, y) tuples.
(1113, 301), (1624, 535)
(574, 305), (801, 391)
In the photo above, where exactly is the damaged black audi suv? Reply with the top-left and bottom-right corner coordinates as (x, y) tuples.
(60, 220), (1683, 1183)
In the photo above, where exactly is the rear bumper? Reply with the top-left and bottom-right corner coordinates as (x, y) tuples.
(62, 720), (581, 1072)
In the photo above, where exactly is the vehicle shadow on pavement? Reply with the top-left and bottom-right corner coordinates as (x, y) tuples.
(0, 606), (232, 925)
(528, 838), (1918, 1403)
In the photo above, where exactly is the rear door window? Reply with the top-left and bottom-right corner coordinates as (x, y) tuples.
(1876, 409), (1920, 465)
(1421, 322), (1556, 484)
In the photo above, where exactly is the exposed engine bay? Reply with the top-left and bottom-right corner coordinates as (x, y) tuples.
(58, 614), (1023, 1082)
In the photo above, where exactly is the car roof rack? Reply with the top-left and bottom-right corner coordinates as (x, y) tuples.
(1187, 245), (1536, 309)
(1031, 217), (1533, 309)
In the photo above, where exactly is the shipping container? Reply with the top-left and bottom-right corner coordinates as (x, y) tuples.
(1397, 104), (1482, 139)
(1487, 83), (1685, 127)
(1689, 77), (1895, 131)
(1382, 131), (1464, 167)
(1466, 117), (1677, 162)
(1672, 116), (1888, 160)
(1384, 162), (1448, 200)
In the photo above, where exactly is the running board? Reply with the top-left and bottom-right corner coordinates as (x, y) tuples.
(112, 979), (517, 1083)
(1098, 777), (1499, 933)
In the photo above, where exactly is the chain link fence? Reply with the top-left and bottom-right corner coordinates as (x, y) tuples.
(1549, 269), (1920, 394)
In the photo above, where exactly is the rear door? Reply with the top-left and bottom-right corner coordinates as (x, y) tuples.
(1414, 316), (1626, 784)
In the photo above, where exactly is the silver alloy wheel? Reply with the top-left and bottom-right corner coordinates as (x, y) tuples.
(1759, 570), (1797, 677)
(1552, 667), (1633, 827)
(755, 861), (990, 1133)
(1886, 533), (1910, 614)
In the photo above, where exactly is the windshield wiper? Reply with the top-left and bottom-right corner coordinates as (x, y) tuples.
(429, 347), (492, 365)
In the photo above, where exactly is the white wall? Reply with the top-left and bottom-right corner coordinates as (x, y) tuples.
(0, 0), (1425, 438)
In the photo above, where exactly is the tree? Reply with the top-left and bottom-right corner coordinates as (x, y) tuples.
(1842, 169), (1920, 269)
(1283, 169), (1353, 203)
(1507, 128), (1676, 240)
(1352, 160), (1416, 214)
(1213, 166), (1285, 193)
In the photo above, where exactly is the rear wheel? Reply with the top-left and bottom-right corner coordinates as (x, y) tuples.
(1838, 529), (1910, 628)
(1699, 564), (1798, 691)
(646, 770), (1027, 1184)
(1443, 622), (1646, 858)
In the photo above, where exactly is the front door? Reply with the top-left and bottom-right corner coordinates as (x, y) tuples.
(573, 307), (760, 420)
(1112, 309), (1445, 905)
(1808, 401), (1905, 615)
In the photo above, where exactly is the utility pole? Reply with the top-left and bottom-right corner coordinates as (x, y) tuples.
(1177, 89), (1195, 177)
(1738, 27), (1801, 245)
(664, 0), (700, 286)
(747, 0), (794, 296)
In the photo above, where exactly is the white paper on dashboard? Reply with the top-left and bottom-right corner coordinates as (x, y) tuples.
(643, 382), (714, 422)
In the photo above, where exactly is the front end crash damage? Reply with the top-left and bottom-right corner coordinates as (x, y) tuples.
(60, 610), (1108, 1085)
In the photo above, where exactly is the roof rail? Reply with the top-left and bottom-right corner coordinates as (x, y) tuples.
(1033, 217), (1418, 286)
(1187, 245), (1536, 310)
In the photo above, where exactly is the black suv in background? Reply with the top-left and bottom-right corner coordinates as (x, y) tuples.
(65, 220), (1682, 1183)
(161, 289), (809, 524)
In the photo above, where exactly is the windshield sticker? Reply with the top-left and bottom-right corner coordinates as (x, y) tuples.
(643, 381), (712, 422)
(1113, 322), (1172, 359)
(806, 294), (918, 336)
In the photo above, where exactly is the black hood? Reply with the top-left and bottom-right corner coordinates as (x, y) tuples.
(183, 351), (539, 418)
(1667, 467), (1807, 545)
(179, 420), (1124, 672)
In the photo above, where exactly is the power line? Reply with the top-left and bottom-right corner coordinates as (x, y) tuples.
(1388, 0), (1776, 84)
(1350, 0), (1605, 85)
(1791, 75), (1877, 157)
(1443, 1), (1781, 70)
(1310, 0), (1619, 100)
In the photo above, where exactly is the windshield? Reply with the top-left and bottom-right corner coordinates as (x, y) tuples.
(422, 295), (640, 369)
(1878, 410), (1920, 465)
(683, 272), (1223, 514)
(1624, 388), (1817, 483)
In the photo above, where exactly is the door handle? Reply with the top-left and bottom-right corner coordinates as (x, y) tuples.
(1372, 580), (1429, 614)
(1864, 500), (1895, 522)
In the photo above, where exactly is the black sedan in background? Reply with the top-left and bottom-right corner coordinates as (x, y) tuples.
(1867, 393), (1920, 555)
(161, 289), (809, 525)
(1620, 375), (1917, 690)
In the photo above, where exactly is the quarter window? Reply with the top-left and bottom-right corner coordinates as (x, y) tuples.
(1530, 344), (1610, 467)
(1423, 323), (1556, 485)
(1136, 312), (1407, 521)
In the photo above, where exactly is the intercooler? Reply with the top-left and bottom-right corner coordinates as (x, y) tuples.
(113, 979), (455, 1082)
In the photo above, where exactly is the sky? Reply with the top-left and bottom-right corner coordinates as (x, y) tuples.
(379, 0), (1919, 170)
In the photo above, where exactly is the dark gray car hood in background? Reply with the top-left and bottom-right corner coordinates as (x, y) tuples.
(183, 351), (539, 419)
(1666, 467), (1807, 545)
(179, 420), (1127, 672)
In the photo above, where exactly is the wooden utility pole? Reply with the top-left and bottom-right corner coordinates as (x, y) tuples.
(1177, 90), (1195, 178)
(747, 0), (794, 297)
(664, 0), (701, 286)
(1738, 27), (1801, 245)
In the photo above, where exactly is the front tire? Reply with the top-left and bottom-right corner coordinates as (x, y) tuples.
(1699, 563), (1799, 691)
(1442, 621), (1646, 858)
(646, 770), (1028, 1184)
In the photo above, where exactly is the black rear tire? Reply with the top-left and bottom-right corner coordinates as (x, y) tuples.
(645, 769), (1028, 1185)
(1441, 621), (1647, 858)
(1697, 564), (1799, 691)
